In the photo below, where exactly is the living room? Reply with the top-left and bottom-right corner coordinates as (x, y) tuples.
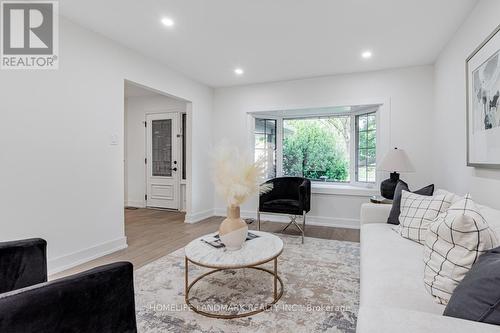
(1, 0), (500, 332)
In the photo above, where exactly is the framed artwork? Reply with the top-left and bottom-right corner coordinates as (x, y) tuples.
(466, 24), (500, 168)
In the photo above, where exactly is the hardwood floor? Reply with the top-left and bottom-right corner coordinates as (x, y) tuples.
(50, 208), (359, 279)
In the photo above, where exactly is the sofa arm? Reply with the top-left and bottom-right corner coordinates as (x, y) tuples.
(356, 306), (500, 333)
(0, 238), (47, 294)
(360, 203), (392, 225)
(0, 262), (137, 333)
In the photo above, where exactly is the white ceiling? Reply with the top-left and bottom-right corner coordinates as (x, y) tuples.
(61, 0), (478, 88)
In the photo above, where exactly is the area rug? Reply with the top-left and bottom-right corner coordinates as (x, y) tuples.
(134, 234), (360, 333)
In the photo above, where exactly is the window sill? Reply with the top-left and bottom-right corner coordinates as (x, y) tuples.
(311, 183), (379, 197)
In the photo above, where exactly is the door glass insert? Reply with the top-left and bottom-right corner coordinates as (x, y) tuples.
(152, 119), (172, 177)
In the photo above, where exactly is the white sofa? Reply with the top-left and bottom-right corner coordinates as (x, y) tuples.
(356, 202), (500, 333)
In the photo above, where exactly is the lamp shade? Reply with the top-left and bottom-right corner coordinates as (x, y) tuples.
(378, 147), (415, 173)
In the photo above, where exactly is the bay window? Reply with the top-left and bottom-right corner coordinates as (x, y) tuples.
(254, 107), (377, 185)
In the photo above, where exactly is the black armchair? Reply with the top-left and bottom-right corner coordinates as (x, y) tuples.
(0, 238), (137, 333)
(258, 177), (311, 243)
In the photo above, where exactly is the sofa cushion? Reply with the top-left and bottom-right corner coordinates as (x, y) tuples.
(262, 199), (300, 213)
(399, 191), (452, 244)
(423, 195), (499, 304)
(434, 189), (463, 205)
(360, 223), (444, 315)
(479, 205), (500, 238)
(357, 306), (500, 333)
(387, 180), (434, 225)
(444, 246), (500, 326)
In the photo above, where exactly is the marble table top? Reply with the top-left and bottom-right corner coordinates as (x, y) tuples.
(185, 231), (284, 268)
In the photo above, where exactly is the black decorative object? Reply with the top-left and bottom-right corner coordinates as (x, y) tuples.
(380, 172), (400, 200)
(378, 147), (415, 200)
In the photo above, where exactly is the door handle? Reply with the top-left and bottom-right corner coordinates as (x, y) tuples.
(172, 167), (178, 172)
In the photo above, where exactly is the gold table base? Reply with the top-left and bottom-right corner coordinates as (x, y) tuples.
(184, 256), (284, 319)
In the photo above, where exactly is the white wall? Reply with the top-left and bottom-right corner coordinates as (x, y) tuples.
(125, 94), (187, 210)
(213, 66), (435, 228)
(3, 2), (488, 273)
(0, 18), (213, 274)
(433, 0), (500, 209)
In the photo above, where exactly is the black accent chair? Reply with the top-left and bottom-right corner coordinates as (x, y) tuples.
(0, 238), (137, 333)
(258, 177), (311, 243)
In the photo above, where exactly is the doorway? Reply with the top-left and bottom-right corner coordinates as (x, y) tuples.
(124, 80), (189, 212)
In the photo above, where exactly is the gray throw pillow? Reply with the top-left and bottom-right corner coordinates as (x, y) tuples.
(387, 180), (434, 225)
(444, 246), (500, 325)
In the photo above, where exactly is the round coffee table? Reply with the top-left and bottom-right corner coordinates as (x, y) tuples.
(184, 230), (284, 319)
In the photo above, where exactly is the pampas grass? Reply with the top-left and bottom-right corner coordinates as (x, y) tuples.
(212, 142), (272, 207)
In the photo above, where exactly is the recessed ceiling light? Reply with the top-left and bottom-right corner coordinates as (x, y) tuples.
(161, 17), (175, 27)
(361, 50), (373, 59)
(234, 68), (244, 75)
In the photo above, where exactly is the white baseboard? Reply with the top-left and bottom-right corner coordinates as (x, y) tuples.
(126, 200), (146, 208)
(48, 237), (128, 275)
(184, 209), (215, 224)
(214, 208), (360, 229)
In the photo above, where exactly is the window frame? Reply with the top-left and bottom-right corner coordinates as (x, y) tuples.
(355, 112), (377, 183)
(253, 109), (377, 186)
(254, 118), (278, 179)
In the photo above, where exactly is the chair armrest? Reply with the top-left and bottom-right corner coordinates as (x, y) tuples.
(298, 179), (311, 212)
(360, 203), (392, 225)
(259, 179), (276, 210)
(0, 262), (137, 333)
(0, 238), (47, 293)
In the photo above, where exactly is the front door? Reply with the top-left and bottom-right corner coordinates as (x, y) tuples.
(146, 113), (180, 209)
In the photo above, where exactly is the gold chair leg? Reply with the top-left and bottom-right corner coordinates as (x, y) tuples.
(274, 257), (278, 300)
(302, 211), (306, 244)
(184, 257), (188, 296)
(282, 215), (296, 232)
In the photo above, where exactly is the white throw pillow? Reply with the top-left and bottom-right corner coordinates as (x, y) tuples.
(398, 191), (453, 244)
(434, 189), (462, 205)
(423, 194), (499, 304)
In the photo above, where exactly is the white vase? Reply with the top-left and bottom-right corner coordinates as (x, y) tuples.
(219, 206), (248, 251)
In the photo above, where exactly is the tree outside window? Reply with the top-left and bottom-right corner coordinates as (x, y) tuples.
(254, 109), (377, 184)
(283, 117), (350, 182)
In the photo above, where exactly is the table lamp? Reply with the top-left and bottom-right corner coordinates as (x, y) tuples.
(378, 147), (415, 200)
